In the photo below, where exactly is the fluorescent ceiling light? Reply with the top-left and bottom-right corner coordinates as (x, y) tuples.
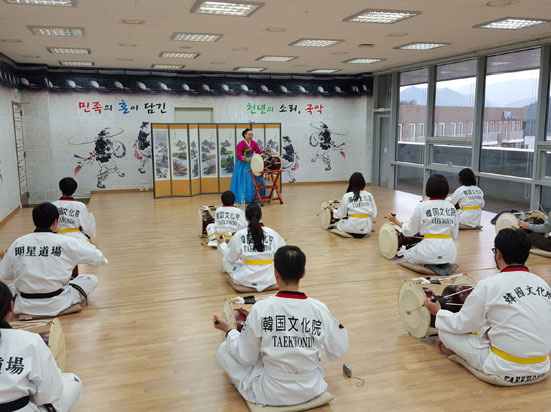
(59, 61), (94, 66)
(344, 58), (383, 64)
(29, 26), (84, 36)
(48, 47), (90, 54)
(234, 67), (266, 72)
(290, 38), (343, 47)
(152, 64), (183, 69)
(308, 69), (341, 73)
(160, 51), (199, 58)
(171, 32), (222, 42)
(344, 9), (420, 24)
(190, 0), (264, 17)
(5, 0), (73, 5)
(474, 17), (550, 30)
(396, 42), (449, 50)
(256, 55), (297, 62)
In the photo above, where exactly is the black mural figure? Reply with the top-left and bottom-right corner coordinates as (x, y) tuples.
(309, 123), (346, 171)
(94, 129), (126, 188)
(134, 121), (152, 174)
(282, 135), (299, 183)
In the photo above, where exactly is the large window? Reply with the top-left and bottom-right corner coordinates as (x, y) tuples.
(480, 49), (540, 178)
(434, 60), (477, 139)
(397, 68), (428, 164)
(395, 165), (424, 196)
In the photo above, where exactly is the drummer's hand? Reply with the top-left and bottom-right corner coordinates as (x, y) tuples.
(0, 249), (6, 260)
(386, 213), (397, 223)
(216, 235), (224, 244)
(423, 298), (441, 315)
(213, 315), (231, 333)
(328, 205), (334, 212)
(246, 157), (251, 163)
(265, 149), (271, 154)
(518, 221), (529, 230)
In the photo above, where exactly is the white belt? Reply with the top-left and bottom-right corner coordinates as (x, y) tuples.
(264, 368), (318, 381)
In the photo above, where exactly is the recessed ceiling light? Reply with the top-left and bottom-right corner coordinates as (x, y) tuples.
(59, 61), (94, 66)
(190, 0), (264, 17)
(387, 32), (409, 37)
(486, 0), (515, 6)
(474, 17), (550, 30)
(344, 58), (383, 64)
(48, 47), (90, 54)
(290, 38), (343, 47)
(119, 43), (137, 47)
(121, 19), (146, 24)
(256, 55), (297, 62)
(171, 32), (222, 42)
(396, 42), (449, 50)
(344, 9), (420, 24)
(160, 51), (199, 58)
(265, 27), (287, 32)
(358, 43), (375, 48)
(152, 64), (183, 69)
(117, 58), (134, 61)
(308, 69), (341, 73)
(29, 26), (84, 36)
(234, 67), (266, 72)
(5, 0), (74, 5)
(0, 39), (22, 43)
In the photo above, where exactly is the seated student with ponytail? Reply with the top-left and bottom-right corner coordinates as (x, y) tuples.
(328, 172), (377, 238)
(52, 177), (96, 243)
(218, 203), (285, 292)
(445, 168), (484, 229)
(0, 282), (83, 411)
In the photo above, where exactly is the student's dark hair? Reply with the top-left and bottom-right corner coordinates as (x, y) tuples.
(245, 203), (265, 252)
(425, 174), (449, 198)
(458, 168), (476, 186)
(0, 282), (14, 332)
(221, 191), (235, 206)
(495, 228), (531, 265)
(59, 177), (78, 196)
(242, 128), (252, 138)
(32, 202), (60, 229)
(274, 246), (306, 284)
(346, 172), (366, 202)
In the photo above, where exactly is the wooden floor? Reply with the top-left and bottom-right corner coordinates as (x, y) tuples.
(2, 183), (551, 412)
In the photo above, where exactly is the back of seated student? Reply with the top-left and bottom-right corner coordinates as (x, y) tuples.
(206, 191), (247, 247)
(519, 213), (551, 252)
(424, 229), (551, 381)
(445, 168), (484, 228)
(213, 246), (349, 406)
(386, 174), (458, 265)
(0, 202), (108, 317)
(0, 282), (82, 411)
(218, 203), (285, 292)
(328, 172), (377, 237)
(52, 177), (96, 243)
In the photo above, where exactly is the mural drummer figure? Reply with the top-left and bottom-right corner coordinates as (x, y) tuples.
(230, 128), (266, 204)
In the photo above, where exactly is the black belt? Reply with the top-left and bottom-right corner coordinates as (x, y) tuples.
(20, 289), (63, 299)
(0, 396), (29, 412)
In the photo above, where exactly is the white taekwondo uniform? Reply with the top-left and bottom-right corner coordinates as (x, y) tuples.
(217, 291), (349, 406)
(206, 206), (247, 247)
(51, 197), (96, 243)
(0, 230), (108, 316)
(332, 190), (377, 236)
(219, 226), (285, 292)
(0, 327), (82, 412)
(446, 186), (484, 228)
(437, 266), (551, 382)
(402, 198), (458, 265)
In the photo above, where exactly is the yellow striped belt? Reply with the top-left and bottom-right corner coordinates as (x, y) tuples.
(423, 234), (452, 239)
(57, 228), (80, 233)
(244, 259), (274, 265)
(491, 346), (548, 364)
(207, 232), (233, 239)
(349, 214), (370, 218)
(462, 206), (481, 210)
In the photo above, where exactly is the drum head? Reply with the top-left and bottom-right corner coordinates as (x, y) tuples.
(398, 280), (431, 339)
(251, 153), (264, 176)
(495, 213), (519, 234)
(320, 202), (331, 229)
(113, 140), (126, 158)
(451, 273), (478, 286)
(379, 223), (399, 260)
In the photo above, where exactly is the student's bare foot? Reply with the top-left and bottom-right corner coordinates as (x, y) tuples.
(437, 339), (455, 356)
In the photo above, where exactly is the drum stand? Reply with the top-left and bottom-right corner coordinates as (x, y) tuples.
(248, 170), (283, 206)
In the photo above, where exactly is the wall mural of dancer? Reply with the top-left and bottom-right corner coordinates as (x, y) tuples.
(281, 135), (299, 183)
(134, 121), (152, 174)
(309, 122), (347, 171)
